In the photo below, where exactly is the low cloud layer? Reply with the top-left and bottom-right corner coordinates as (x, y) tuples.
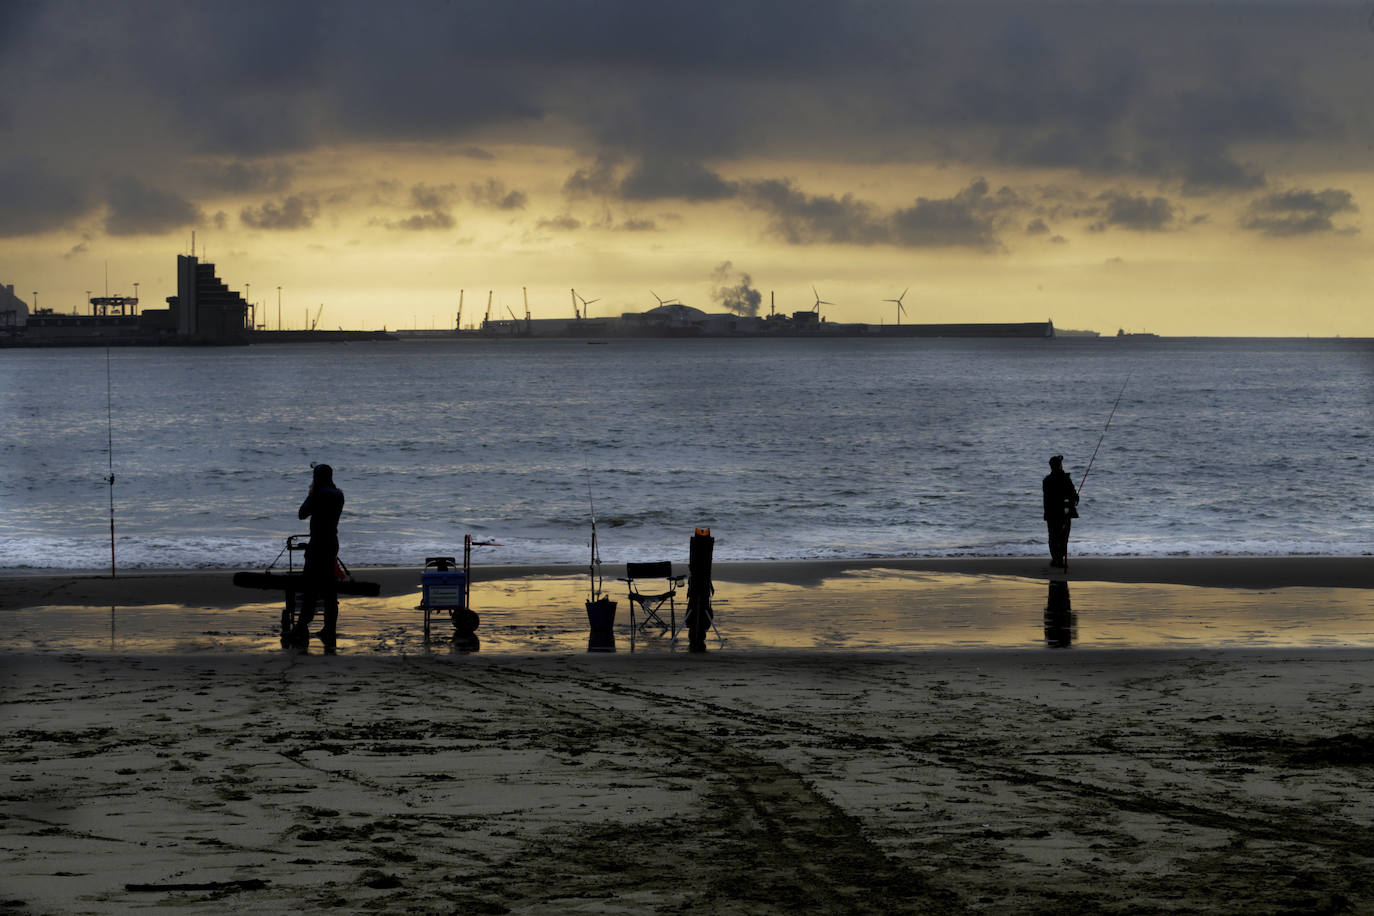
(241, 195), (319, 230)
(740, 177), (1024, 250)
(384, 184), (457, 231)
(1242, 187), (1358, 236)
(1091, 191), (1176, 232)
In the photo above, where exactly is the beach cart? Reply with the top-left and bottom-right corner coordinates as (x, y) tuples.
(417, 534), (493, 640)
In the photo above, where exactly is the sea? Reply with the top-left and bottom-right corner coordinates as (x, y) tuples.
(2, 337), (1371, 572)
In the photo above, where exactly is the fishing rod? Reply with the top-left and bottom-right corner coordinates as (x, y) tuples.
(105, 346), (116, 578)
(1077, 373), (1131, 498)
(585, 469), (602, 603)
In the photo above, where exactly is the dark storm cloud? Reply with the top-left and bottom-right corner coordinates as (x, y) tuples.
(620, 157), (736, 202)
(1242, 187), (1358, 236)
(203, 161), (295, 195)
(1089, 191), (1175, 232)
(240, 195), (319, 231)
(564, 149), (736, 203)
(739, 177), (1024, 249)
(1176, 145), (1266, 195)
(564, 152), (623, 198)
(891, 179), (1022, 249)
(0, 0), (1364, 241)
(740, 179), (886, 246)
(0, 159), (95, 237)
(930, 6), (1340, 188)
(104, 177), (200, 236)
(946, 16), (1143, 165)
(0, 0), (42, 56)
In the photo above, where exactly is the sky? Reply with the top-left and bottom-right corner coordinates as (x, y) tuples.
(2, 0), (1373, 336)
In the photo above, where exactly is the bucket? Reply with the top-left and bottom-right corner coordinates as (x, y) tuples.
(586, 596), (617, 631)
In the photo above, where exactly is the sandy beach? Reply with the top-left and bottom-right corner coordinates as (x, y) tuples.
(2, 557), (1372, 912)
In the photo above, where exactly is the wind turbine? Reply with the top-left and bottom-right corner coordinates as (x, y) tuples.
(576, 291), (600, 318)
(883, 287), (909, 325)
(812, 286), (833, 315)
(651, 290), (679, 308)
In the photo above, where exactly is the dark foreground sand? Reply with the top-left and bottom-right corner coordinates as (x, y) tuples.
(2, 557), (1371, 913)
(2, 650), (1372, 914)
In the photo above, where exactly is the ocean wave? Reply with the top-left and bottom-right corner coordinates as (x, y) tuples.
(2, 533), (1369, 572)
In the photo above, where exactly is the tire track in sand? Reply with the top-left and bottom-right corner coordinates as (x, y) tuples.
(404, 657), (963, 914)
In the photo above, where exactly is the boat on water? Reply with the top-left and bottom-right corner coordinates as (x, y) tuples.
(1116, 328), (1160, 339)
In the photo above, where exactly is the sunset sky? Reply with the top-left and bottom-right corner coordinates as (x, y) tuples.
(2, 0), (1373, 335)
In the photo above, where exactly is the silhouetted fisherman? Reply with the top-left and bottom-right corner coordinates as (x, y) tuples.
(1042, 455), (1079, 569)
(288, 463), (345, 650)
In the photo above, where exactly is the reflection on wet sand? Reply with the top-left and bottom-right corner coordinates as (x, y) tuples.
(7, 571), (1374, 655)
(587, 629), (617, 652)
(1044, 580), (1076, 648)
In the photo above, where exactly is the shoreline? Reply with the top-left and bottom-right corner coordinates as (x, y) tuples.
(2, 555), (1371, 611)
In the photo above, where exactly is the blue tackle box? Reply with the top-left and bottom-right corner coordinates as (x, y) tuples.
(421, 564), (466, 608)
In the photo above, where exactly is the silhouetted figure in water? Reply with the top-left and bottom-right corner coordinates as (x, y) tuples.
(1042, 455), (1079, 569)
(288, 464), (345, 650)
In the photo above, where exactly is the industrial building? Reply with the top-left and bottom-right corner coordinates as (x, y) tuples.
(478, 302), (1054, 339)
(4, 255), (251, 346)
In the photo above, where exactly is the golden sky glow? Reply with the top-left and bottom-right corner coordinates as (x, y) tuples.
(3, 1), (1373, 336)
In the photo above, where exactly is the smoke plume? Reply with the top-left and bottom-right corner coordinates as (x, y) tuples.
(710, 261), (762, 316)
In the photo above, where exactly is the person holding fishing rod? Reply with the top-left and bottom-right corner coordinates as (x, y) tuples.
(287, 463), (346, 651)
(1044, 375), (1130, 571)
(1042, 455), (1079, 569)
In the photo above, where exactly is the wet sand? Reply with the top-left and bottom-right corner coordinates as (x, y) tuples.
(2, 557), (1372, 912)
(2, 556), (1373, 611)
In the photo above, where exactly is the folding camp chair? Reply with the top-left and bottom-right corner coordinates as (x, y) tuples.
(620, 562), (686, 634)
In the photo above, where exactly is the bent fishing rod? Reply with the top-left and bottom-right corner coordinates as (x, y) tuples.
(1077, 373), (1130, 498)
